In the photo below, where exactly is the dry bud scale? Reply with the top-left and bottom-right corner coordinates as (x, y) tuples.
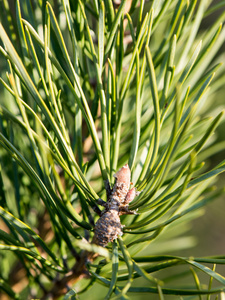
(93, 164), (138, 247)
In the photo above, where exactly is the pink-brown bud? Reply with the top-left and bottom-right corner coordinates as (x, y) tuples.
(124, 187), (136, 204)
(113, 164), (131, 186)
(111, 164), (131, 202)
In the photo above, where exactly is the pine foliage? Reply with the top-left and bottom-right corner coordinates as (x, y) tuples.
(0, 0), (225, 299)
